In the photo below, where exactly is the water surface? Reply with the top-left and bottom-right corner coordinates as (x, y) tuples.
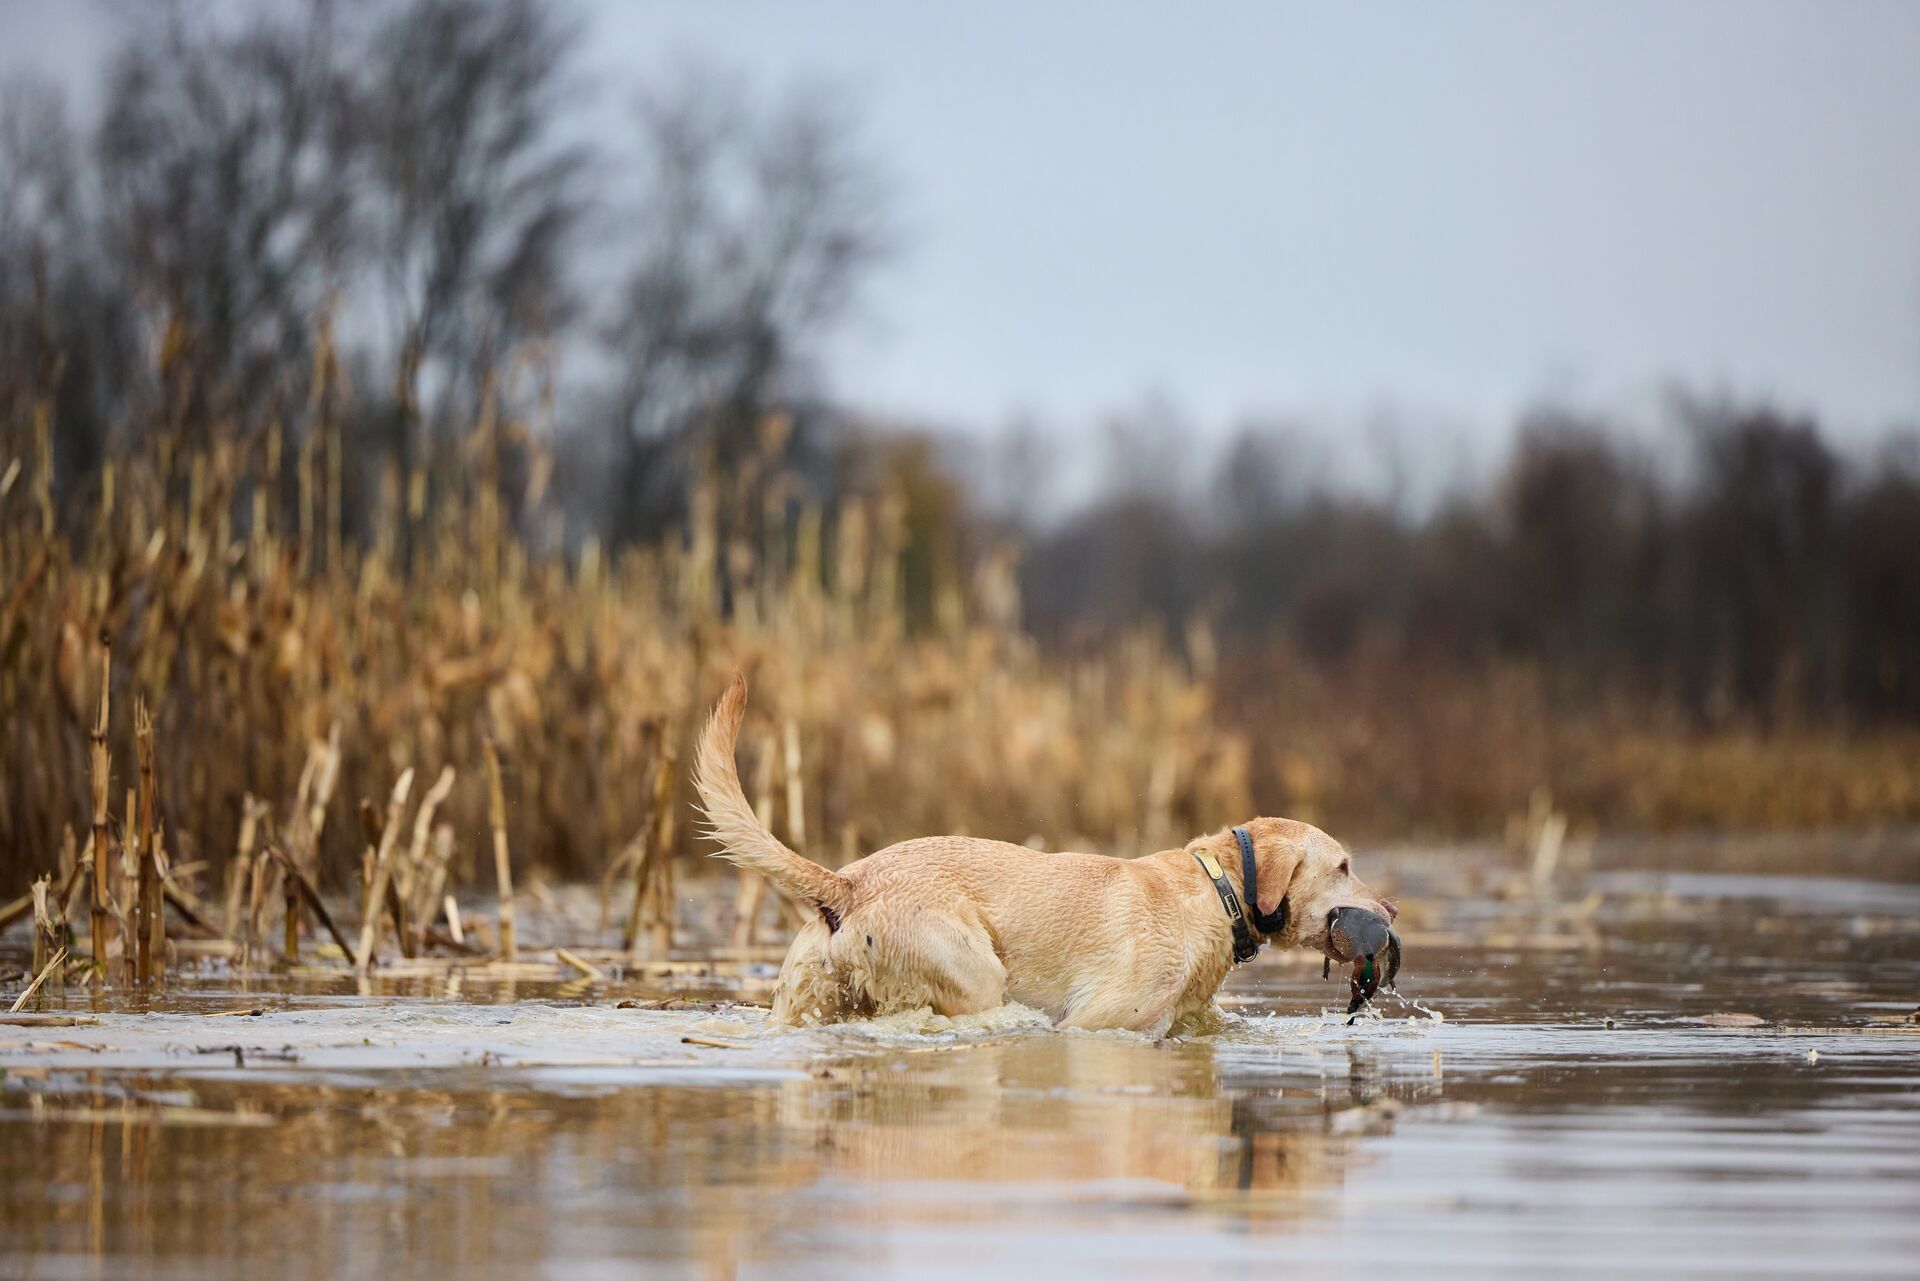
(3, 843), (1917, 1279)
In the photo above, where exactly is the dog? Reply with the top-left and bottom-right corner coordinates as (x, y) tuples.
(693, 674), (1400, 1035)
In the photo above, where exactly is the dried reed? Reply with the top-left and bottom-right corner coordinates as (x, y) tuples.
(32, 354), (1903, 978)
(353, 769), (414, 973)
(87, 639), (111, 976)
(133, 698), (163, 981)
(482, 739), (517, 963)
(10, 945), (68, 1013)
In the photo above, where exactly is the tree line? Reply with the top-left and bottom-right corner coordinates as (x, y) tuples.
(3, 0), (1916, 728)
(1018, 400), (1920, 723)
(0, 0), (889, 553)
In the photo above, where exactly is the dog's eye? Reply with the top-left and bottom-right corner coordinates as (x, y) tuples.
(1338, 860), (1350, 875)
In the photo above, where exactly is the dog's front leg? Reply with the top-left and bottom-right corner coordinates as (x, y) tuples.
(1056, 986), (1180, 1037)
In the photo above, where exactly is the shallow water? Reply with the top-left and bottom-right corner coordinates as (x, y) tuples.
(3, 844), (1918, 1279)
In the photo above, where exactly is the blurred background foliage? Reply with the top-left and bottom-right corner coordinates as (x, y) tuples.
(3, 0), (1918, 893)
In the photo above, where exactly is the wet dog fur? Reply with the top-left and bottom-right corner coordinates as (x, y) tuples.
(693, 674), (1397, 1035)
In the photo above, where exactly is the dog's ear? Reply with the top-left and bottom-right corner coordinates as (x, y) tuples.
(1253, 832), (1300, 918)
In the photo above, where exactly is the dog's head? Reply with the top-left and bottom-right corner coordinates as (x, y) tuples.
(1189, 816), (1396, 961)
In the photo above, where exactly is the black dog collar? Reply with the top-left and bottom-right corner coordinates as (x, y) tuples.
(1233, 825), (1290, 937)
(1192, 826), (1290, 965)
(1192, 846), (1259, 963)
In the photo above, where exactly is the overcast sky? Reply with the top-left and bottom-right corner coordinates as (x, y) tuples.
(8, 1), (1920, 467)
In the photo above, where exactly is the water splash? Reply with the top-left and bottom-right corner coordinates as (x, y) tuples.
(1385, 988), (1447, 1022)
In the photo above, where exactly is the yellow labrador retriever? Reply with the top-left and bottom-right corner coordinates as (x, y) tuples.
(694, 674), (1400, 1035)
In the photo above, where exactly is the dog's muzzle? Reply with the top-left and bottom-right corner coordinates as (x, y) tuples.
(1326, 906), (1402, 1014)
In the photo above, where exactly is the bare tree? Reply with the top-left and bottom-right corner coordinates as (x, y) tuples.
(0, 79), (131, 487)
(360, 0), (587, 457)
(1678, 402), (1843, 717)
(93, 0), (358, 435)
(594, 73), (892, 542)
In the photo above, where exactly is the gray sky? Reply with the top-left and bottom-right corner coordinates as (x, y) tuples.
(589, 0), (1920, 455)
(9, 0), (1920, 463)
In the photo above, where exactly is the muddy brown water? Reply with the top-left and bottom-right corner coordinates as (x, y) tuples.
(3, 843), (1918, 1280)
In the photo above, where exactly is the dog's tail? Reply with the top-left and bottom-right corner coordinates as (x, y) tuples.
(693, 672), (852, 926)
